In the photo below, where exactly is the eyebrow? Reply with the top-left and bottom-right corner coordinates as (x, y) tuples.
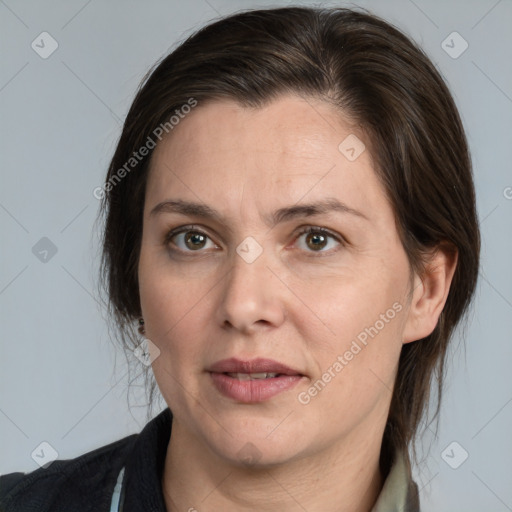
(149, 197), (369, 226)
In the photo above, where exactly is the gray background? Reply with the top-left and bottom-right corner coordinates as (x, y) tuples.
(1, 0), (511, 510)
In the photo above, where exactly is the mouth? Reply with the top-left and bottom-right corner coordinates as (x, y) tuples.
(224, 372), (286, 380)
(207, 358), (306, 403)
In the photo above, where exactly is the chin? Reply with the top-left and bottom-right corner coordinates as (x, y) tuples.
(202, 423), (310, 469)
(223, 441), (301, 469)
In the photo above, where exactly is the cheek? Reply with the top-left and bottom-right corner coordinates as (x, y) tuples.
(140, 275), (208, 349)
(290, 261), (408, 398)
(297, 306), (405, 429)
(138, 240), (214, 330)
(288, 257), (407, 343)
(138, 255), (222, 388)
(141, 272), (213, 407)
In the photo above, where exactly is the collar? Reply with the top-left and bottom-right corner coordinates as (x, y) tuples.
(121, 408), (170, 512)
(118, 408), (420, 512)
(371, 449), (420, 512)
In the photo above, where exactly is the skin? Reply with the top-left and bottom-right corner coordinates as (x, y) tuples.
(137, 94), (457, 511)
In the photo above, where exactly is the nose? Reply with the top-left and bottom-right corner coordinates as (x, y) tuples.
(216, 248), (286, 334)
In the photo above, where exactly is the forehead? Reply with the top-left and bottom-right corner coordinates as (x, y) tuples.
(146, 95), (389, 224)
(152, 95), (361, 165)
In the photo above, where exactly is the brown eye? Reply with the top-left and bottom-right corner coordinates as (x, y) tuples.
(184, 231), (207, 250)
(295, 227), (342, 254)
(166, 228), (217, 252)
(305, 232), (328, 251)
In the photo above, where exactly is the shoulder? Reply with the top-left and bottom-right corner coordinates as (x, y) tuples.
(0, 434), (137, 512)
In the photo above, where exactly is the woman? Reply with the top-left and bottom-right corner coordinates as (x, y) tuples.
(0, 6), (480, 511)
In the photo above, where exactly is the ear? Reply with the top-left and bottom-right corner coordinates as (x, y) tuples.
(402, 243), (458, 344)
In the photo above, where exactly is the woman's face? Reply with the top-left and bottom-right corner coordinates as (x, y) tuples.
(138, 95), (417, 466)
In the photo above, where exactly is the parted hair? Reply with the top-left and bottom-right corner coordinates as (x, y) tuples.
(98, 7), (480, 475)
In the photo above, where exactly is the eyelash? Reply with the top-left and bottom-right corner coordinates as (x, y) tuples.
(163, 225), (345, 256)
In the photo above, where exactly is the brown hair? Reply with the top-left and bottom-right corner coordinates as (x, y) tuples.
(98, 7), (480, 473)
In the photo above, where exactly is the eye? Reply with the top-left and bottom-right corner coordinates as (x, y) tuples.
(165, 226), (218, 252)
(164, 225), (343, 255)
(294, 227), (343, 253)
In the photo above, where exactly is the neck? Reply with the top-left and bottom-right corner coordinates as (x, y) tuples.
(162, 419), (386, 512)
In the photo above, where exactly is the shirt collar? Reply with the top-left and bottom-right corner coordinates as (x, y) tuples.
(371, 449), (420, 512)
(122, 408), (170, 512)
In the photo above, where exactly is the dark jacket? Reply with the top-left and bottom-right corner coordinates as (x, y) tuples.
(0, 408), (420, 511)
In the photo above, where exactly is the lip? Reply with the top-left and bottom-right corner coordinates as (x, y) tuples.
(208, 357), (303, 376)
(208, 357), (305, 403)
